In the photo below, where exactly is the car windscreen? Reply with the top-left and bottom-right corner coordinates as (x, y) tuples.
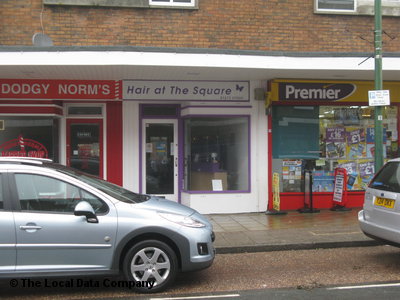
(369, 162), (400, 193)
(46, 163), (150, 203)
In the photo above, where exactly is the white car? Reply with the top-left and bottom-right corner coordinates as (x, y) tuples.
(359, 158), (400, 247)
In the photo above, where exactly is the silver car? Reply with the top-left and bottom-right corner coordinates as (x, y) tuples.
(359, 158), (400, 247)
(0, 157), (215, 293)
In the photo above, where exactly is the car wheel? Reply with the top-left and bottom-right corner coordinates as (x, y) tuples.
(123, 240), (178, 293)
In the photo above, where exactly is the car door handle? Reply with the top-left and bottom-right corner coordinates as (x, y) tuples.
(19, 225), (42, 231)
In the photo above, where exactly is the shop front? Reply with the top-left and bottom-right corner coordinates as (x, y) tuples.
(0, 79), (123, 186)
(122, 80), (268, 214)
(268, 79), (400, 210)
(0, 77), (269, 214)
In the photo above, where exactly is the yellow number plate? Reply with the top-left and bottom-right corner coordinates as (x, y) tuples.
(374, 197), (395, 209)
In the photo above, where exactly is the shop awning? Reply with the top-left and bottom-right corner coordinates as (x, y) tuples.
(1, 46), (400, 82)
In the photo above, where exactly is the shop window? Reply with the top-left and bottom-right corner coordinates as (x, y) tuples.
(272, 105), (398, 193)
(272, 106), (320, 159)
(184, 117), (249, 192)
(0, 117), (59, 162)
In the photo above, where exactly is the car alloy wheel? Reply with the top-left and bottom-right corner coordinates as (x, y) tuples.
(123, 240), (178, 293)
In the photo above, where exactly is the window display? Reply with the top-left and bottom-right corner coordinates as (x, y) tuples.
(184, 117), (249, 191)
(0, 117), (59, 161)
(272, 105), (398, 193)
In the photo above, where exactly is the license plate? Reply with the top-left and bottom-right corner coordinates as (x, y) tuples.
(374, 197), (395, 209)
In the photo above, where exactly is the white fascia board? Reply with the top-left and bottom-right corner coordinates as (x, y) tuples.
(0, 50), (389, 72)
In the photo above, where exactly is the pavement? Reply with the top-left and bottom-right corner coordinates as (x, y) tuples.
(207, 208), (382, 254)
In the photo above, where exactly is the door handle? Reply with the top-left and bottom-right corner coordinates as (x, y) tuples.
(19, 225), (42, 231)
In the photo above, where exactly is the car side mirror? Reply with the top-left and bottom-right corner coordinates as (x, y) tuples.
(74, 201), (98, 223)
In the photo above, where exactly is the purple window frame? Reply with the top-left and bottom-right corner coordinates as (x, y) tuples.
(182, 114), (251, 194)
(139, 104), (252, 202)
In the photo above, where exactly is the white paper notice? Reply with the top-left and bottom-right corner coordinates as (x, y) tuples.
(212, 179), (223, 191)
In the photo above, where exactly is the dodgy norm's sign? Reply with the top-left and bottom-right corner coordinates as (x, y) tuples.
(0, 79), (120, 100)
(123, 80), (250, 101)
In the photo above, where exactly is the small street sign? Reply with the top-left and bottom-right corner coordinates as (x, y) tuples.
(368, 90), (390, 106)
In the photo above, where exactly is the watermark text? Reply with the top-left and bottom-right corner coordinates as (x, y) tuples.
(9, 278), (154, 290)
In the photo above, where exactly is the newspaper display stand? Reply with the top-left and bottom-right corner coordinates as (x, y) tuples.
(331, 167), (351, 211)
(298, 170), (320, 213)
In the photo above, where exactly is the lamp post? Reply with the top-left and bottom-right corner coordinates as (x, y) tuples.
(374, 0), (384, 171)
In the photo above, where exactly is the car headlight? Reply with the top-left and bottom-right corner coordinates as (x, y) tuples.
(159, 212), (206, 228)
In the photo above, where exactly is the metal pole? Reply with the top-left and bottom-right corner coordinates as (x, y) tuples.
(374, 0), (384, 171)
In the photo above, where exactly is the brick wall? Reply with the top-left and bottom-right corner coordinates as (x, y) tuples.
(1, 0), (400, 52)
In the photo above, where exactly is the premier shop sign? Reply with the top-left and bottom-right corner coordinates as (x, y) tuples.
(277, 82), (356, 102)
(123, 80), (250, 101)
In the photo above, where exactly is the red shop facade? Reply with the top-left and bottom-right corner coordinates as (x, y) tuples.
(268, 79), (400, 211)
(0, 79), (123, 186)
